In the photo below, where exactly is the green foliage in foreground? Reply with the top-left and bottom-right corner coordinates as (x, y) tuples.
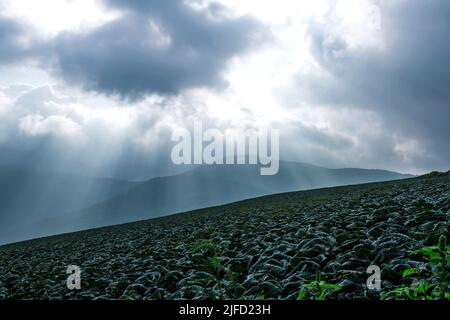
(191, 239), (248, 299)
(192, 240), (225, 299)
(381, 235), (450, 300)
(296, 275), (342, 300)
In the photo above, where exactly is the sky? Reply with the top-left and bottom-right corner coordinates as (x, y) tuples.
(0, 0), (449, 179)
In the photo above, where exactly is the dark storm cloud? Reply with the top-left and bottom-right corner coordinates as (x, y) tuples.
(0, 16), (28, 64)
(302, 0), (450, 170)
(44, 0), (265, 99)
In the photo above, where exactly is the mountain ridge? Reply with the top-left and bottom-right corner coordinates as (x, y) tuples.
(0, 161), (414, 244)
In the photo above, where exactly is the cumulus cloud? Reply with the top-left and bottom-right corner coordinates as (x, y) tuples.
(18, 114), (81, 137)
(0, 83), (209, 179)
(0, 0), (449, 176)
(13, 0), (264, 99)
(296, 0), (450, 171)
(0, 16), (29, 64)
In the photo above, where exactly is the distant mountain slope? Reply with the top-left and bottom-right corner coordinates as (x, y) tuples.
(72, 175), (266, 228)
(183, 161), (413, 194)
(67, 161), (413, 231)
(0, 167), (137, 244)
(0, 161), (413, 244)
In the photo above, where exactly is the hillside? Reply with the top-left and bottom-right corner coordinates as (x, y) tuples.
(0, 167), (137, 244)
(183, 161), (413, 193)
(0, 162), (413, 244)
(61, 162), (413, 233)
(0, 173), (448, 300)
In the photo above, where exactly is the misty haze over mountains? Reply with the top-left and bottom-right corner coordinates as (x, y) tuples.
(0, 161), (413, 245)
